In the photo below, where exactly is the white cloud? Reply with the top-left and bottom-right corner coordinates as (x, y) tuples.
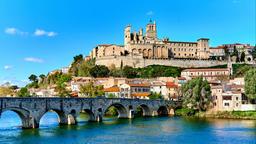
(3, 65), (12, 70)
(4, 27), (28, 35)
(34, 29), (57, 37)
(146, 11), (154, 16)
(24, 57), (44, 63)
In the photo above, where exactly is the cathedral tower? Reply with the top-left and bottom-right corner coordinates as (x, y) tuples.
(146, 19), (157, 40)
(124, 25), (131, 45)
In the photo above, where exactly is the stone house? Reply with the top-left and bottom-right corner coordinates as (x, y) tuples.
(166, 82), (179, 100)
(119, 83), (151, 99)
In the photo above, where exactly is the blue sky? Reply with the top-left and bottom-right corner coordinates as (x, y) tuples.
(0, 0), (255, 86)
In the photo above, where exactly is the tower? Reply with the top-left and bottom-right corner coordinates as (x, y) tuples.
(124, 25), (131, 45)
(197, 38), (210, 59)
(146, 19), (157, 40)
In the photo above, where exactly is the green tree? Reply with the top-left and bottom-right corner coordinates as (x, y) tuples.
(69, 54), (84, 76)
(17, 87), (30, 97)
(79, 82), (104, 97)
(181, 77), (211, 111)
(89, 65), (110, 77)
(77, 60), (93, 77)
(122, 66), (137, 78)
(28, 74), (38, 82)
(245, 68), (256, 100)
(240, 52), (245, 62)
(149, 92), (162, 100)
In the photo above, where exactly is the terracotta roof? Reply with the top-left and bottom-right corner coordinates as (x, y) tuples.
(131, 92), (150, 97)
(104, 86), (120, 92)
(166, 82), (178, 88)
(151, 81), (165, 86)
(182, 68), (229, 72)
(128, 83), (150, 87)
(178, 77), (186, 80)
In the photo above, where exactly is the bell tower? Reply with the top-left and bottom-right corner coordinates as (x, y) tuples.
(146, 19), (157, 40)
(124, 25), (131, 45)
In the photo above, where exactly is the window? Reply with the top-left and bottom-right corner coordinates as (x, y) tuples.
(224, 103), (229, 106)
(236, 103), (238, 107)
(236, 97), (238, 101)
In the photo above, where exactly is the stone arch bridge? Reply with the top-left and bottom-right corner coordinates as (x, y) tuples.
(0, 97), (181, 129)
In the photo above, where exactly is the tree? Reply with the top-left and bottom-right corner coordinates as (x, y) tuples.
(79, 82), (104, 97)
(122, 66), (137, 78)
(0, 86), (14, 96)
(181, 77), (211, 111)
(69, 54), (84, 76)
(251, 46), (256, 59)
(17, 87), (30, 97)
(240, 52), (245, 62)
(89, 65), (110, 77)
(149, 92), (162, 99)
(77, 60), (93, 77)
(28, 74), (38, 82)
(245, 68), (256, 100)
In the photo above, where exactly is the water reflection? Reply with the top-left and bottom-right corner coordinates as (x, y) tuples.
(0, 111), (255, 144)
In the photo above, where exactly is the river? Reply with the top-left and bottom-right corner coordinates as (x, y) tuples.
(0, 111), (255, 144)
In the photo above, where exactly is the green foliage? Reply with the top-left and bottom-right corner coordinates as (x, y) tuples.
(214, 111), (256, 119)
(245, 68), (256, 100)
(69, 54), (84, 76)
(28, 74), (38, 82)
(233, 64), (253, 77)
(175, 108), (196, 116)
(17, 87), (30, 97)
(181, 77), (211, 111)
(79, 82), (104, 97)
(107, 93), (116, 98)
(105, 106), (118, 116)
(240, 52), (245, 62)
(251, 47), (256, 59)
(89, 65), (110, 77)
(149, 92), (162, 100)
(122, 66), (137, 78)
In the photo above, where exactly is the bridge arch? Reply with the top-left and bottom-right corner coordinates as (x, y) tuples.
(38, 109), (76, 127)
(135, 104), (152, 116)
(0, 107), (35, 128)
(157, 106), (169, 116)
(81, 109), (95, 122)
(104, 103), (128, 118)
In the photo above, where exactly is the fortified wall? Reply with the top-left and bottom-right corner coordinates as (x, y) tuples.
(95, 55), (228, 68)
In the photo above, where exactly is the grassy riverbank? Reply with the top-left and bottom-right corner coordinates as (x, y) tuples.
(175, 108), (256, 120)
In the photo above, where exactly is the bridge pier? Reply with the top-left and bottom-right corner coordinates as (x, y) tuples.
(59, 114), (77, 125)
(22, 116), (39, 129)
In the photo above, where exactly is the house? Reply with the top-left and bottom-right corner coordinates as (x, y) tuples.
(166, 82), (179, 100)
(119, 83), (151, 99)
(181, 68), (230, 81)
(150, 81), (167, 98)
(104, 86), (120, 98)
(71, 77), (93, 92)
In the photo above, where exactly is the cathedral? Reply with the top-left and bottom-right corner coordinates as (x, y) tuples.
(90, 20), (210, 60)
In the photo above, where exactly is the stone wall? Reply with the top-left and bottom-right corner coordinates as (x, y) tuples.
(95, 55), (228, 68)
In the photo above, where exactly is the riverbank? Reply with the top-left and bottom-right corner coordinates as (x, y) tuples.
(175, 108), (256, 120)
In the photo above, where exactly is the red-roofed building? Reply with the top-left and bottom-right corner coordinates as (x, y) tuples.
(104, 86), (120, 98)
(181, 68), (230, 81)
(166, 82), (179, 100)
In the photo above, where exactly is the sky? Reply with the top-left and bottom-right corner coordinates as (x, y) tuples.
(0, 0), (255, 86)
